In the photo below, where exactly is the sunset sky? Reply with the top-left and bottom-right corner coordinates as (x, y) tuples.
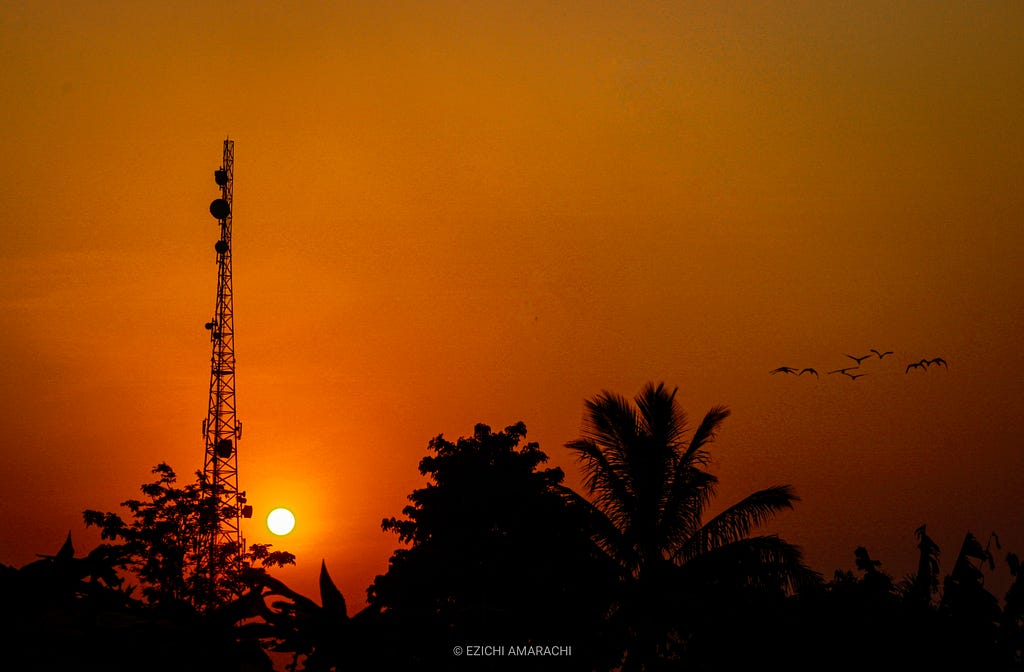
(2, 2), (1022, 606)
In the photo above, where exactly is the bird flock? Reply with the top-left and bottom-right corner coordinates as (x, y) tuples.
(770, 349), (948, 381)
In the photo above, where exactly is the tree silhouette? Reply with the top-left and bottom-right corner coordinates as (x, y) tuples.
(84, 463), (294, 612)
(563, 382), (818, 671)
(0, 532), (131, 670)
(781, 529), (1023, 672)
(368, 422), (619, 670)
(8, 411), (1023, 669)
(0, 531), (287, 672)
(66, 463), (308, 670)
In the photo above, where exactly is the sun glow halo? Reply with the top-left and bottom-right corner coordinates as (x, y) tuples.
(267, 507), (296, 536)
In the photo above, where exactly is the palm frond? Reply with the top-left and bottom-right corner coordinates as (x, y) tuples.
(660, 468), (718, 554)
(635, 382), (686, 451)
(663, 404), (729, 537)
(580, 391), (640, 462)
(678, 535), (820, 595)
(566, 437), (636, 533)
(675, 485), (798, 562)
(554, 484), (636, 574)
(679, 405), (730, 467)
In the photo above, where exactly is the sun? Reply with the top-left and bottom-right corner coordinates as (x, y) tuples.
(267, 507), (296, 536)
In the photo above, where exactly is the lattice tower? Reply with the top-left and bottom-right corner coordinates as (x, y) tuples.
(200, 138), (250, 587)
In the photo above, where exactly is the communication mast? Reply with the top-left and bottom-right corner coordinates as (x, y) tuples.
(200, 138), (251, 589)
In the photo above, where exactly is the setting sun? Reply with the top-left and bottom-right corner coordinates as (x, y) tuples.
(267, 508), (296, 536)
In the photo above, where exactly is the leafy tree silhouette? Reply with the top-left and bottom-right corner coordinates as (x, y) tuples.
(41, 463), (303, 671)
(84, 462), (295, 612)
(367, 422), (620, 670)
(562, 382), (818, 671)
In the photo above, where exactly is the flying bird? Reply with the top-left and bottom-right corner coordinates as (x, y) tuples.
(845, 372), (868, 381)
(799, 368), (819, 378)
(827, 366), (859, 375)
(770, 366), (798, 375)
(906, 357), (947, 373)
(870, 349), (894, 359)
(905, 359), (928, 373)
(845, 353), (872, 364)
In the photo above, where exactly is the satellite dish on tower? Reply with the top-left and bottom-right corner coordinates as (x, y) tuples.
(216, 438), (233, 458)
(210, 198), (230, 220)
(215, 169), (228, 186)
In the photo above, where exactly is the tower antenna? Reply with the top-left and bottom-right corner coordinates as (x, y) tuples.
(200, 138), (251, 599)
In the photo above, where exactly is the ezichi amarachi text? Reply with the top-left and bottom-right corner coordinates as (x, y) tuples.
(460, 644), (573, 657)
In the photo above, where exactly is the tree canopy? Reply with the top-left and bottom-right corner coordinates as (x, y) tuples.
(84, 462), (295, 612)
(367, 422), (620, 670)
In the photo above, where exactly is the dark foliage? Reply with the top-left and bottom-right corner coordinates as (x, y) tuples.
(742, 529), (1024, 672)
(83, 463), (295, 611)
(367, 422), (621, 670)
(4, 398), (1024, 671)
(563, 382), (820, 671)
(0, 532), (276, 672)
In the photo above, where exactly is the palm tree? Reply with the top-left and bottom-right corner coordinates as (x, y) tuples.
(564, 382), (817, 670)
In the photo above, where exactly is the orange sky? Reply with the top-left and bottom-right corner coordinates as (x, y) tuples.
(2, 2), (1023, 606)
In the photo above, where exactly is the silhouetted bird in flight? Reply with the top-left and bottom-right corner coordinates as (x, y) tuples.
(799, 368), (819, 378)
(770, 367), (798, 375)
(905, 359), (929, 373)
(870, 349), (893, 359)
(827, 366), (859, 375)
(906, 357), (948, 373)
(843, 371), (868, 380)
(846, 353), (872, 364)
